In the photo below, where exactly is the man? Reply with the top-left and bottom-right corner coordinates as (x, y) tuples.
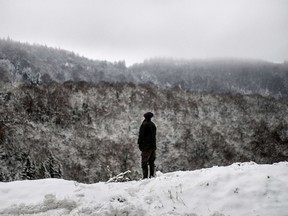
(137, 112), (157, 179)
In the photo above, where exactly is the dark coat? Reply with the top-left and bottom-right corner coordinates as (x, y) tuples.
(138, 119), (157, 151)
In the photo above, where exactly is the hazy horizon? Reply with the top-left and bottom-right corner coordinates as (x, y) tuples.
(1, 0), (287, 65)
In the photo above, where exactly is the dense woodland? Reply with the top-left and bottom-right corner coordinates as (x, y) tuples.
(1, 38), (288, 98)
(0, 39), (288, 183)
(1, 82), (288, 183)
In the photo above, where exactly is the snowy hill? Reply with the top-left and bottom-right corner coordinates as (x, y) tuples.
(0, 162), (287, 216)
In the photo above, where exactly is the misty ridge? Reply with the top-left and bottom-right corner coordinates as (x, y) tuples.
(1, 38), (288, 98)
(1, 38), (288, 183)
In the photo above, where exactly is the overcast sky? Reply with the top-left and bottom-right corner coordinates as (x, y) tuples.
(0, 0), (287, 65)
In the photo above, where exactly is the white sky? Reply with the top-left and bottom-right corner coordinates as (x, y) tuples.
(0, 0), (287, 65)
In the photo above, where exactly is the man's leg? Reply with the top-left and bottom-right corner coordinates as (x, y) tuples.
(141, 151), (150, 179)
(148, 150), (156, 178)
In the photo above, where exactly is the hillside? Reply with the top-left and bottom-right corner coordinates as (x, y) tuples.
(1, 39), (288, 98)
(1, 81), (288, 183)
(0, 39), (128, 84)
(130, 58), (288, 98)
(0, 162), (288, 216)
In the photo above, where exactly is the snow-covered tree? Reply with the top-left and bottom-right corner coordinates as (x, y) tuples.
(46, 151), (62, 179)
(21, 155), (36, 180)
(38, 162), (51, 179)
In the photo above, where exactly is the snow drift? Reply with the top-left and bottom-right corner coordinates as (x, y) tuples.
(0, 162), (287, 216)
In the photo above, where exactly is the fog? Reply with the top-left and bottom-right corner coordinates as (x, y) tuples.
(0, 0), (287, 65)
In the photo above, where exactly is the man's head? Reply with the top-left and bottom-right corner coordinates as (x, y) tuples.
(144, 112), (154, 120)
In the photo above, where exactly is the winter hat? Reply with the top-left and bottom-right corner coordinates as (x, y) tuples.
(144, 112), (154, 119)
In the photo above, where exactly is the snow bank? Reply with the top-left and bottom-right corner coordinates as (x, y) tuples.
(0, 162), (287, 216)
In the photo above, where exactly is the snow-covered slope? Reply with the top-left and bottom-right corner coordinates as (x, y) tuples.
(0, 162), (287, 216)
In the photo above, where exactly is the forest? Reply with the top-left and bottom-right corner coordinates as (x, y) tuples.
(1, 81), (288, 183)
(1, 38), (288, 98)
(0, 39), (288, 183)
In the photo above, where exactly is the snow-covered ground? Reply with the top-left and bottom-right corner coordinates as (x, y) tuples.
(0, 162), (287, 216)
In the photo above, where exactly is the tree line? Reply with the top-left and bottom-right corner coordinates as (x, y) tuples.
(1, 38), (288, 98)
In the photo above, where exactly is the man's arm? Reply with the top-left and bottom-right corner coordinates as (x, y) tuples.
(138, 123), (145, 151)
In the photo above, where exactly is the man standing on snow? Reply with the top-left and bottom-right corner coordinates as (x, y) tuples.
(138, 112), (157, 179)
